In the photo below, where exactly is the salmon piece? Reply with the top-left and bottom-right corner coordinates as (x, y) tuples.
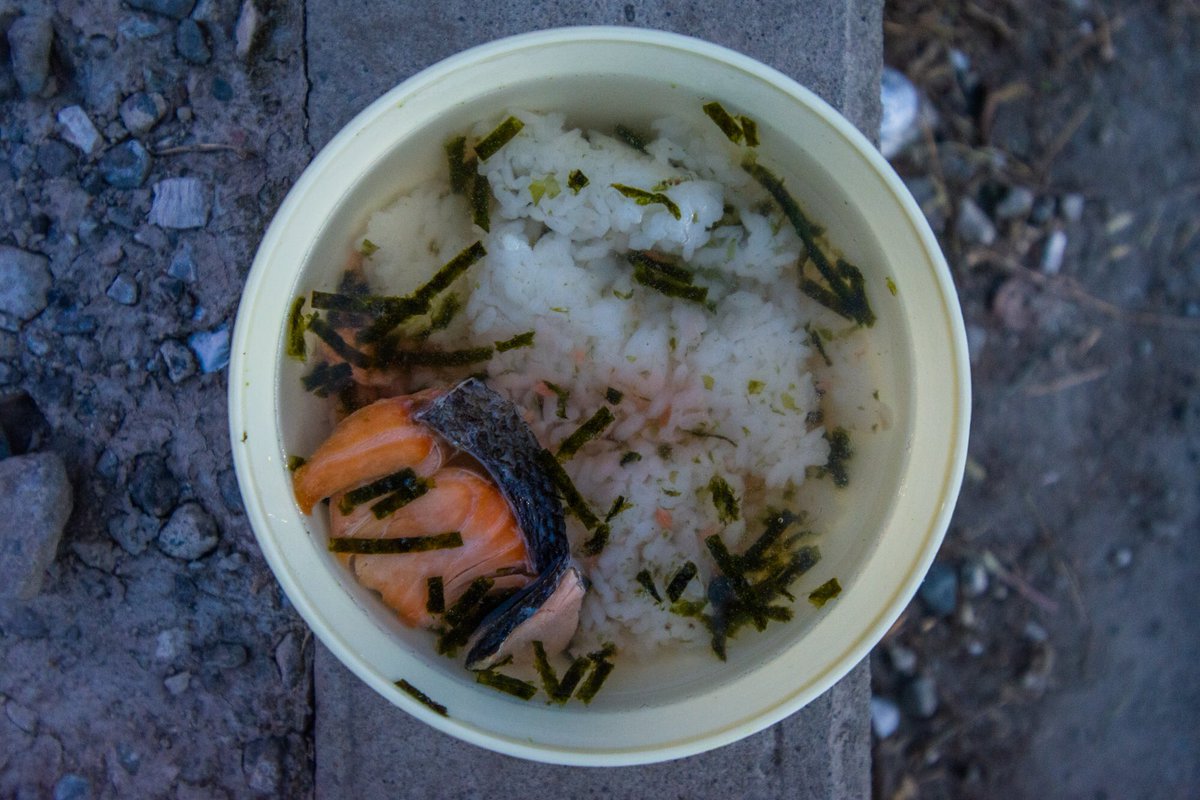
(292, 393), (443, 514)
(332, 467), (534, 628)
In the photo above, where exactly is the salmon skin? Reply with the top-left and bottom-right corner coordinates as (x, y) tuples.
(415, 378), (568, 572)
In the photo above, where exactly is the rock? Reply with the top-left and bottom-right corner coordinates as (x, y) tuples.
(159, 339), (197, 383)
(1110, 546), (1133, 569)
(4, 698), (38, 733)
(175, 19), (211, 64)
(887, 643), (918, 676)
(1, 603), (49, 638)
(163, 671), (191, 695)
(959, 559), (989, 598)
(188, 324), (229, 373)
(1041, 229), (1067, 275)
(53, 774), (90, 800)
(53, 307), (98, 336)
(879, 66), (922, 160)
(211, 76), (233, 102)
(219, 468), (243, 513)
(119, 92), (168, 136)
(0, 246), (51, 321)
(995, 186), (1035, 220)
(965, 323), (986, 365)
(901, 675), (939, 719)
(106, 274), (139, 305)
(157, 502), (218, 560)
(149, 178), (210, 229)
(107, 512), (159, 555)
(36, 140), (76, 177)
(274, 632), (302, 688)
(1060, 193), (1085, 222)
(7, 15), (54, 97)
(1023, 620), (1049, 643)
(242, 737), (284, 795)
(57, 106), (103, 156)
(992, 278), (1036, 332)
(205, 641), (249, 670)
(870, 696), (901, 739)
(128, 453), (180, 517)
(1030, 194), (1056, 225)
(99, 140), (153, 189)
(956, 198), (996, 246)
(168, 243), (197, 282)
(918, 560), (958, 616)
(155, 627), (190, 661)
(70, 537), (118, 572)
(235, 0), (262, 59)
(126, 0), (197, 20)
(0, 452), (73, 600)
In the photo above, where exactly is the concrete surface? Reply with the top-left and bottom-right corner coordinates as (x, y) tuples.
(305, 2), (880, 797)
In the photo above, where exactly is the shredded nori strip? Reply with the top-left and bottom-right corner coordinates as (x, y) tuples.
(437, 577), (495, 655)
(632, 261), (709, 305)
(310, 290), (407, 317)
(552, 655), (591, 703)
(339, 468), (426, 513)
(705, 534), (767, 630)
(495, 330), (535, 352)
(475, 116), (525, 162)
(575, 647), (616, 704)
(636, 569), (662, 602)
(614, 124), (647, 153)
(357, 242), (487, 343)
(556, 406), (615, 460)
(286, 455), (306, 472)
(605, 387), (624, 405)
(739, 115), (760, 147)
(825, 427), (852, 488)
(426, 576), (445, 614)
(567, 169), (589, 193)
(809, 577), (842, 607)
(619, 451), (642, 466)
(707, 475), (741, 524)
(627, 250), (695, 284)
(806, 323), (833, 367)
(682, 426), (737, 446)
(429, 293), (461, 332)
(306, 316), (371, 368)
(604, 495), (631, 522)
(543, 381), (570, 419)
(743, 160), (874, 327)
(703, 101), (744, 144)
(666, 561), (698, 602)
(475, 669), (538, 700)
(611, 183), (682, 220)
(445, 136), (472, 193)
(373, 343), (495, 369)
(470, 171), (491, 231)
(286, 296), (308, 360)
(302, 361), (353, 397)
(741, 510), (800, 571)
(328, 531), (462, 554)
(706, 576), (733, 660)
(536, 446), (610, 553)
(370, 479), (433, 520)
(531, 641), (561, 699)
(581, 525), (611, 557)
(396, 679), (448, 716)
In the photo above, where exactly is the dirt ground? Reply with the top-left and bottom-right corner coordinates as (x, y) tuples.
(875, 1), (1199, 798)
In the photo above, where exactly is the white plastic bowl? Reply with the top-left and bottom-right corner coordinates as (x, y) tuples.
(229, 27), (969, 765)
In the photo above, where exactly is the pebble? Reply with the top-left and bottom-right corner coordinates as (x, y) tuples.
(188, 324), (229, 373)
(149, 178), (210, 229)
(126, 0), (197, 19)
(53, 308), (98, 336)
(918, 560), (958, 616)
(1041, 229), (1067, 275)
(1, 603), (49, 638)
(117, 17), (163, 40)
(155, 627), (189, 661)
(1023, 620), (1049, 643)
(242, 737), (284, 795)
(901, 675), (939, 719)
(163, 671), (191, 695)
(5, 698), (38, 733)
(168, 242), (198, 283)
(879, 67), (922, 160)
(157, 502), (218, 560)
(70, 537), (118, 572)
(0, 245), (52, 321)
(128, 453), (180, 518)
(966, 639), (985, 657)
(870, 695), (901, 739)
(1060, 193), (1085, 223)
(159, 339), (197, 383)
(1030, 194), (1056, 225)
(106, 274), (139, 305)
(1111, 546), (1133, 569)
(995, 186), (1035, 220)
(56, 106), (103, 156)
(965, 323), (986, 365)
(107, 512), (159, 555)
(36, 140), (76, 177)
(175, 19), (211, 64)
(206, 641), (249, 670)
(235, 0), (262, 59)
(7, 15), (54, 97)
(211, 76), (233, 102)
(53, 774), (90, 800)
(119, 92), (168, 136)
(274, 632), (302, 688)
(99, 140), (153, 189)
(887, 643), (918, 676)
(219, 468), (244, 513)
(0, 452), (73, 600)
(956, 198), (997, 246)
(959, 559), (989, 597)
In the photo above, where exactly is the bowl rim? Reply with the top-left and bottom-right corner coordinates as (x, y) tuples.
(229, 24), (971, 765)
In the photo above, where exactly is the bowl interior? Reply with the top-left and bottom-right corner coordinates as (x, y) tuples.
(232, 28), (967, 765)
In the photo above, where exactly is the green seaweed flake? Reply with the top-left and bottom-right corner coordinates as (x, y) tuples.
(636, 569), (662, 602)
(536, 449), (609, 555)
(824, 427), (852, 488)
(475, 116), (525, 162)
(808, 577), (842, 607)
(475, 669), (538, 700)
(556, 406), (615, 460)
(605, 387), (624, 405)
(306, 316), (372, 368)
(396, 678), (448, 716)
(359, 238), (380, 258)
(357, 241), (487, 343)
(372, 343), (495, 369)
(286, 296), (308, 360)
(301, 361), (353, 398)
(429, 293), (461, 332)
(666, 561), (698, 602)
(495, 330), (535, 352)
(567, 169), (589, 193)
(445, 136), (473, 194)
(369, 476), (433, 519)
(470, 172), (491, 232)
(575, 646), (617, 704)
(632, 262), (708, 306)
(614, 124), (648, 153)
(532, 640), (561, 698)
(426, 576), (445, 614)
(702, 101), (744, 144)
(543, 381), (570, 419)
(604, 495), (632, 522)
(619, 451), (643, 466)
(739, 115), (759, 146)
(551, 654), (591, 703)
(805, 323), (833, 367)
(611, 183), (682, 220)
(339, 468), (428, 514)
(327, 531), (462, 554)
(437, 577), (496, 655)
(707, 475), (741, 524)
(286, 455), (306, 472)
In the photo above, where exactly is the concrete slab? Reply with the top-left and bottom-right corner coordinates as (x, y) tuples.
(306, 2), (881, 796)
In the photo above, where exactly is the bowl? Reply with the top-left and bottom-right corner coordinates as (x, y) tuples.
(229, 26), (969, 765)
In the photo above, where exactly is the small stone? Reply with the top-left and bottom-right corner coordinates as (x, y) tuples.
(37, 140), (76, 177)
(0, 245), (52, 321)
(5, 699), (38, 733)
(70, 536), (118, 571)
(168, 242), (197, 282)
(159, 339), (197, 383)
(163, 671), (191, 695)
(126, 0), (197, 19)
(965, 323), (986, 365)
(149, 178), (210, 229)
(1, 603), (49, 638)
(887, 643), (918, 676)
(54, 308), (98, 336)
(235, 0), (262, 58)
(0, 452), (73, 600)
(1041, 229), (1067, 275)
(956, 198), (996, 246)
(870, 695), (901, 739)
(56, 106), (103, 156)
(106, 274), (139, 305)
(995, 186), (1035, 220)
(219, 468), (244, 513)
(879, 67), (922, 160)
(53, 774), (90, 800)
(1110, 546), (1133, 569)
(118, 17), (163, 40)
(992, 278), (1036, 332)
(157, 502), (218, 560)
(274, 632), (302, 688)
(1060, 193), (1085, 223)
(107, 512), (159, 555)
(206, 641), (248, 670)
(155, 627), (189, 661)
(175, 19), (211, 64)
(959, 559), (989, 598)
(128, 453), (180, 518)
(99, 140), (153, 189)
(966, 639), (985, 657)
(211, 76), (233, 102)
(188, 324), (229, 373)
(242, 737), (284, 795)
(901, 675), (939, 719)
(119, 92), (168, 136)
(1023, 620), (1049, 643)
(918, 560), (958, 616)
(7, 16), (54, 97)
(1030, 194), (1056, 225)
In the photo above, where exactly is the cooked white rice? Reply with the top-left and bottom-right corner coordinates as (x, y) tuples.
(360, 110), (834, 655)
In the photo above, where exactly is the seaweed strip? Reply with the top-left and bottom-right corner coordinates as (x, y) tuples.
(808, 577), (842, 607)
(702, 101), (744, 144)
(327, 532), (462, 554)
(666, 561), (698, 602)
(475, 116), (525, 162)
(632, 263), (709, 305)
(532, 641), (560, 698)
(627, 251), (695, 284)
(437, 577), (495, 655)
(340, 468), (426, 512)
(825, 427), (852, 488)
(445, 136), (472, 193)
(567, 169), (589, 193)
(707, 475), (741, 524)
(358, 242), (487, 343)
(370, 478), (432, 520)
(429, 293), (461, 332)
(706, 576), (733, 660)
(705, 534), (767, 629)
(426, 576), (445, 614)
(575, 648), (616, 704)
(605, 387), (624, 405)
(556, 406), (615, 460)
(682, 426), (737, 446)
(286, 455), (306, 472)
(535, 449), (609, 553)
(470, 172), (491, 232)
(552, 655), (591, 703)
(739, 115), (759, 147)
(619, 451), (642, 466)
(495, 330), (535, 352)
(301, 362), (353, 397)
(611, 184), (682, 220)
(636, 569), (662, 602)
(306, 316), (371, 368)
(286, 296), (307, 360)
(614, 124), (647, 153)
(475, 669), (538, 700)
(604, 495), (631, 522)
(396, 679), (448, 716)
(373, 344), (495, 369)
(740, 510), (799, 571)
(311, 290), (411, 317)
(806, 323), (833, 366)
(543, 381), (570, 419)
(581, 524), (611, 556)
